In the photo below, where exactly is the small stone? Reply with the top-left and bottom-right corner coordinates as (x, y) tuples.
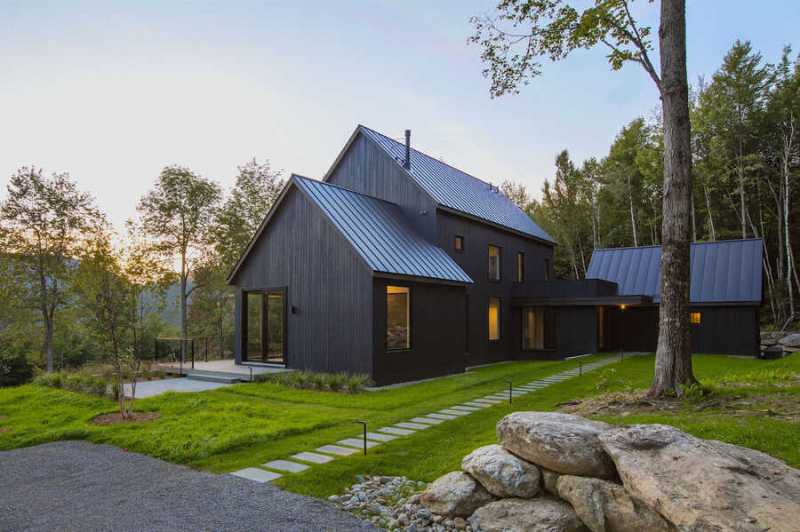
(416, 508), (432, 521)
(453, 517), (467, 530)
(398, 513), (409, 525)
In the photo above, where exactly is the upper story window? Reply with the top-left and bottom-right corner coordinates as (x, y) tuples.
(454, 235), (464, 253)
(690, 311), (701, 325)
(516, 252), (525, 283)
(488, 245), (501, 281)
(544, 258), (551, 281)
(387, 286), (411, 350)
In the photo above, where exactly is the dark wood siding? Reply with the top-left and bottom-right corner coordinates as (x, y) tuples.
(372, 278), (466, 385)
(436, 210), (555, 365)
(602, 305), (759, 356)
(233, 187), (374, 374)
(326, 133), (438, 242)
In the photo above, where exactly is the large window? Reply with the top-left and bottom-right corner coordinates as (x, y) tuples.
(516, 252), (525, 283)
(489, 245), (501, 281)
(243, 289), (286, 364)
(387, 286), (410, 350)
(488, 297), (501, 341)
(522, 307), (556, 351)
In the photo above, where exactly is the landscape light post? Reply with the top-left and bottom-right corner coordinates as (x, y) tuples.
(355, 420), (368, 455)
(619, 305), (627, 362)
(506, 379), (513, 405)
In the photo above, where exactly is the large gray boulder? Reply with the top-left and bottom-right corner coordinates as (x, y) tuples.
(778, 332), (800, 348)
(421, 471), (493, 517)
(469, 498), (588, 532)
(556, 475), (672, 532)
(462, 444), (541, 498)
(599, 424), (800, 532)
(497, 412), (617, 479)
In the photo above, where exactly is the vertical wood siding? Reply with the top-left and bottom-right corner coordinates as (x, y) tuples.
(233, 188), (374, 374)
(327, 134), (439, 242)
(372, 277), (466, 385)
(436, 211), (555, 365)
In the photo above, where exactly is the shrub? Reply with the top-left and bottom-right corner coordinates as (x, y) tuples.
(255, 370), (373, 393)
(34, 369), (109, 398)
(0, 343), (34, 387)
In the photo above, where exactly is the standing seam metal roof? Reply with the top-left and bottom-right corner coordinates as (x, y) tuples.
(358, 126), (554, 243)
(586, 239), (763, 304)
(293, 175), (473, 284)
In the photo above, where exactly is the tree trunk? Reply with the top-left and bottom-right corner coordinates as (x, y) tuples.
(627, 175), (639, 246)
(703, 181), (716, 240)
(180, 251), (188, 361)
(649, 0), (697, 397)
(738, 141), (747, 239)
(43, 314), (54, 373)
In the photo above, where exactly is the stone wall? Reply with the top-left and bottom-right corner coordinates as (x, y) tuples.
(421, 412), (800, 532)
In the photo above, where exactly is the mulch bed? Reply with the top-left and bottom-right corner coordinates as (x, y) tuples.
(91, 412), (160, 426)
(560, 390), (800, 422)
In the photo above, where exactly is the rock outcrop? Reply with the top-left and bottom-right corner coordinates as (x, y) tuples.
(496, 412), (617, 479)
(599, 424), (800, 532)
(417, 412), (800, 532)
(462, 444), (541, 498)
(421, 471), (493, 517)
(556, 475), (671, 532)
(469, 498), (587, 532)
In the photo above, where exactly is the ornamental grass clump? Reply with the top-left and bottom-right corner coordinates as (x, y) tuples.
(256, 370), (372, 393)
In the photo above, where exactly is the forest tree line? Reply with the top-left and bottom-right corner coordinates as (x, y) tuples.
(503, 41), (800, 329)
(0, 158), (284, 378)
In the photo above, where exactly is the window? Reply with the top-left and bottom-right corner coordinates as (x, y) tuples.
(488, 297), (501, 340)
(516, 252), (525, 283)
(544, 258), (551, 280)
(690, 311), (701, 325)
(522, 308), (556, 350)
(387, 286), (410, 350)
(488, 245), (501, 281)
(454, 235), (464, 253)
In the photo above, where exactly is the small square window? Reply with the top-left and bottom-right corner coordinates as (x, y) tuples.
(489, 245), (501, 281)
(690, 312), (701, 325)
(454, 235), (464, 253)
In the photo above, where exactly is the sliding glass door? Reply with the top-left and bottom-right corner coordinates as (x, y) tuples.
(243, 288), (286, 365)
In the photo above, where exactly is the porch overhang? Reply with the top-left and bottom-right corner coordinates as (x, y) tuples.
(511, 295), (654, 307)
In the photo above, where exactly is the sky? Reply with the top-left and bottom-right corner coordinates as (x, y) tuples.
(1, 1), (799, 231)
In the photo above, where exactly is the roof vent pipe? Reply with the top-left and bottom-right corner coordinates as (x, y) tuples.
(404, 129), (411, 170)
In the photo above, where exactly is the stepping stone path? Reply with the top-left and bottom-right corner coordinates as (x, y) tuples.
(229, 357), (617, 482)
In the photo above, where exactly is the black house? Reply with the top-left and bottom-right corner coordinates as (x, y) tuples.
(228, 126), (762, 385)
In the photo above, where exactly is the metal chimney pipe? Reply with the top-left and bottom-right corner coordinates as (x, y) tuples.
(404, 129), (411, 169)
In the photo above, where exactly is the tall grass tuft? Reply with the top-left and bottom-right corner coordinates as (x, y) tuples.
(255, 370), (372, 393)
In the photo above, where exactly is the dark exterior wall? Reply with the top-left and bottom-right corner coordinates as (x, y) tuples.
(372, 278), (466, 385)
(436, 211), (555, 366)
(604, 305), (760, 356)
(232, 187), (374, 374)
(326, 133), (439, 242)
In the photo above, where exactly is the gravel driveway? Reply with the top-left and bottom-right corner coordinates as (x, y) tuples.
(0, 441), (376, 532)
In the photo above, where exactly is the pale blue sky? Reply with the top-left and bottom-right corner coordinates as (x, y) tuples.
(1, 1), (798, 230)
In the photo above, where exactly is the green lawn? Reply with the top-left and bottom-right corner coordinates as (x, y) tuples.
(1, 353), (798, 498)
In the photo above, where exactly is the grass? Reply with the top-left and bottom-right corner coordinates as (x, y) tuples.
(1, 353), (797, 499)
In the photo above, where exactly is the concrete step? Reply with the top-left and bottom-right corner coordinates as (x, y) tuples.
(185, 370), (242, 384)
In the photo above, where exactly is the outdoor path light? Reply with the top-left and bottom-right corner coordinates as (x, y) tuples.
(355, 420), (368, 455)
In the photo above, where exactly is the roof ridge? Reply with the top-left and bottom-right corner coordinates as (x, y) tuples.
(291, 173), (401, 208)
(357, 125), (497, 189)
(592, 238), (764, 252)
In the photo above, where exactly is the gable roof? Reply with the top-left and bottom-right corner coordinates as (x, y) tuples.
(294, 175), (473, 284)
(586, 239), (763, 304)
(328, 125), (554, 244)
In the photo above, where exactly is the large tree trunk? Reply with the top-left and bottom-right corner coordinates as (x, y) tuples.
(627, 175), (639, 246)
(649, 0), (697, 397)
(180, 251), (188, 362)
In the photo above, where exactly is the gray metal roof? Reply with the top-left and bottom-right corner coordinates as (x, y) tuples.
(358, 126), (554, 243)
(586, 239), (763, 304)
(293, 175), (473, 284)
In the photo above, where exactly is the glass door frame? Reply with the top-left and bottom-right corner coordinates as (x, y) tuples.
(242, 287), (288, 366)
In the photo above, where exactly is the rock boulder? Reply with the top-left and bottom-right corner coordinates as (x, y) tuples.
(540, 468), (560, 496)
(778, 332), (800, 348)
(462, 444), (541, 498)
(421, 471), (493, 517)
(556, 475), (672, 532)
(497, 412), (616, 479)
(469, 498), (588, 532)
(599, 424), (800, 532)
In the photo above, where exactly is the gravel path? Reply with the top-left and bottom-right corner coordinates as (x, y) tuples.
(0, 441), (377, 532)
